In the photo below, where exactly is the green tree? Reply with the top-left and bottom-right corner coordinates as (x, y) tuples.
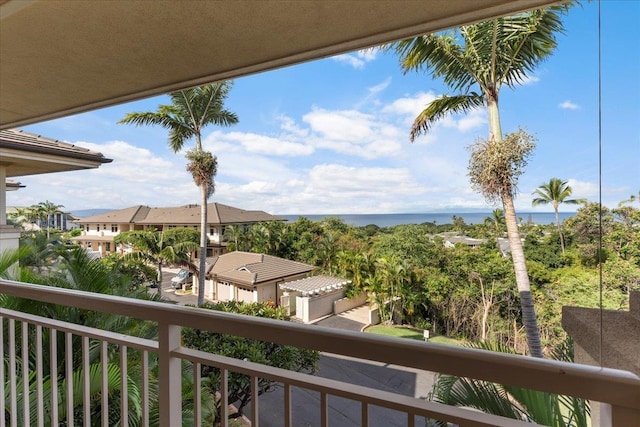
(119, 82), (239, 306)
(388, 6), (572, 357)
(485, 208), (506, 237)
(532, 178), (583, 253)
(115, 227), (199, 297)
(35, 200), (65, 239)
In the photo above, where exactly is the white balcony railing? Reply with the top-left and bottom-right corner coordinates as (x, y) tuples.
(1, 279), (639, 427)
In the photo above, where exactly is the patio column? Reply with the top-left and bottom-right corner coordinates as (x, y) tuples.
(0, 163), (7, 225)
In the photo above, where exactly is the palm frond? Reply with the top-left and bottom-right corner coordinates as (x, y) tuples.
(430, 339), (589, 426)
(410, 93), (484, 141)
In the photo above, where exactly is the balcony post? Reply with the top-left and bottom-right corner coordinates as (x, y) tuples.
(158, 322), (181, 427)
(600, 404), (640, 427)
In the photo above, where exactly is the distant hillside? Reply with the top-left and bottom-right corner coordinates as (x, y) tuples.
(70, 208), (115, 219)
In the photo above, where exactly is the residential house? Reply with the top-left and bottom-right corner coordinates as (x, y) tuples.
(204, 251), (315, 304)
(203, 252), (354, 324)
(72, 203), (283, 257)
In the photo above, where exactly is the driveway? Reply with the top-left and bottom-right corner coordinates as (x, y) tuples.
(147, 268), (198, 306)
(315, 304), (370, 332)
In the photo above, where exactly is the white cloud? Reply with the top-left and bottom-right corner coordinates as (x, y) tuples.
(368, 77), (392, 96)
(559, 100), (580, 110)
(331, 48), (379, 69)
(207, 131), (313, 157)
(303, 108), (375, 141)
(520, 74), (540, 85)
(455, 109), (487, 132)
(383, 91), (438, 117)
(566, 179), (597, 197)
(277, 115), (309, 138)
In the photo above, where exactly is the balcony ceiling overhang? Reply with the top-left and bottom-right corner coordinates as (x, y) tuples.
(0, 0), (563, 130)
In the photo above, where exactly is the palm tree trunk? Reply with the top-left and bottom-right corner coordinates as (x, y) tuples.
(198, 185), (207, 306)
(554, 204), (565, 254)
(502, 194), (543, 357)
(488, 97), (542, 358)
(157, 261), (163, 298)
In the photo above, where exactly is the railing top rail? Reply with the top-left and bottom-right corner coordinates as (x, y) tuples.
(1, 307), (158, 352)
(176, 346), (541, 427)
(2, 279), (639, 409)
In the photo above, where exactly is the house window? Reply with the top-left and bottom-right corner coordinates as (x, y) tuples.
(97, 224), (100, 231)
(168, 225), (176, 229)
(111, 224), (118, 232)
(106, 242), (111, 252)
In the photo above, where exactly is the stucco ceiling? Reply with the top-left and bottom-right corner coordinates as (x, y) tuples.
(0, 0), (562, 130)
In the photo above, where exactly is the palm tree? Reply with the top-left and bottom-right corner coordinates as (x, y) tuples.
(115, 227), (199, 297)
(388, 5), (571, 357)
(532, 178), (583, 253)
(36, 200), (65, 238)
(119, 82), (239, 306)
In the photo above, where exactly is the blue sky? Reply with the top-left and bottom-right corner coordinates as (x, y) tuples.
(9, 1), (640, 215)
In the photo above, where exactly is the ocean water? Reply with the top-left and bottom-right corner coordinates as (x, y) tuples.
(278, 212), (576, 228)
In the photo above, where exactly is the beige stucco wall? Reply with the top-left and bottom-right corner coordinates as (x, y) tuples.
(562, 291), (640, 426)
(334, 293), (367, 314)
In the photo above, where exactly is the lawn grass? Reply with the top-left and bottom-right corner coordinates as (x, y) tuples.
(365, 325), (463, 346)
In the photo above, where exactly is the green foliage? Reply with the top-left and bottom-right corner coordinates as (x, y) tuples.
(524, 230), (566, 269)
(2, 246), (164, 426)
(429, 339), (589, 426)
(67, 227), (82, 237)
(101, 252), (157, 288)
(182, 301), (319, 419)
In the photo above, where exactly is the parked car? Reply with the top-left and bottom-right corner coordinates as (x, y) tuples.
(171, 269), (192, 290)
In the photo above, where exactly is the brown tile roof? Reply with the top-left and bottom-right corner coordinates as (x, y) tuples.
(76, 205), (151, 223)
(0, 128), (112, 163)
(206, 251), (315, 286)
(128, 203), (283, 225)
(76, 203), (283, 229)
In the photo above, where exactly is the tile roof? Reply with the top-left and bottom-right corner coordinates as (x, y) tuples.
(206, 251), (315, 286)
(76, 203), (283, 225)
(76, 205), (151, 223)
(279, 275), (350, 296)
(0, 128), (111, 163)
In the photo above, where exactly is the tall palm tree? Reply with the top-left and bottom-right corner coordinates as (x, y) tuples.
(115, 227), (199, 297)
(532, 178), (583, 253)
(388, 5), (571, 357)
(119, 82), (239, 306)
(36, 200), (65, 238)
